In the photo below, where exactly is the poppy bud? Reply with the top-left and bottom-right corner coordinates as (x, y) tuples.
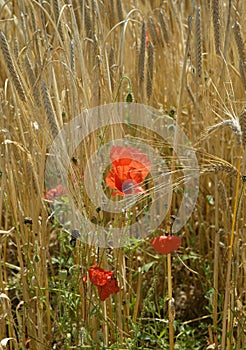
(126, 92), (134, 103)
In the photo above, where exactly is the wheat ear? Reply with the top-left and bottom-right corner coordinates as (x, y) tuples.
(41, 80), (59, 138)
(138, 21), (146, 84)
(233, 22), (246, 90)
(116, 0), (123, 22)
(0, 32), (26, 102)
(195, 5), (202, 78)
(212, 0), (221, 55)
(25, 54), (41, 107)
(239, 107), (246, 148)
(146, 41), (154, 99)
(159, 9), (169, 44)
(53, 0), (65, 41)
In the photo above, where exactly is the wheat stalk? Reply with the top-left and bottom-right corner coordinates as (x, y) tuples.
(218, 180), (229, 209)
(25, 54), (41, 107)
(1, 1), (246, 348)
(109, 46), (115, 92)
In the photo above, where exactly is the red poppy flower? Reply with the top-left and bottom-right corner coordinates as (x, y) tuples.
(88, 265), (120, 301)
(44, 184), (67, 201)
(98, 278), (120, 301)
(151, 235), (181, 254)
(89, 265), (113, 286)
(106, 146), (151, 196)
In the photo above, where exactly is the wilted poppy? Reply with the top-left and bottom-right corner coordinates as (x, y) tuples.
(44, 184), (67, 201)
(89, 265), (120, 301)
(106, 146), (151, 196)
(151, 235), (181, 254)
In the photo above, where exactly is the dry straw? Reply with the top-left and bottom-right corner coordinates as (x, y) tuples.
(1, 1), (246, 348)
(109, 46), (115, 92)
(24, 54), (41, 107)
(218, 180), (228, 209)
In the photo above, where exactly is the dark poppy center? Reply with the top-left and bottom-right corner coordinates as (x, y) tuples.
(122, 179), (138, 194)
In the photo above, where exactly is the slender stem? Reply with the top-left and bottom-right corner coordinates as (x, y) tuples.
(113, 75), (132, 102)
(213, 175), (219, 347)
(166, 14), (193, 350)
(221, 158), (242, 350)
(167, 253), (174, 350)
(102, 301), (108, 347)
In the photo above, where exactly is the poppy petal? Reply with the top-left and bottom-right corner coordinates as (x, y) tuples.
(128, 164), (149, 184)
(88, 265), (113, 286)
(106, 146), (151, 196)
(151, 235), (181, 254)
(106, 171), (146, 196)
(111, 146), (151, 184)
(98, 278), (120, 301)
(110, 146), (151, 172)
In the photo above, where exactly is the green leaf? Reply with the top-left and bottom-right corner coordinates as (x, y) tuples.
(142, 261), (157, 273)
